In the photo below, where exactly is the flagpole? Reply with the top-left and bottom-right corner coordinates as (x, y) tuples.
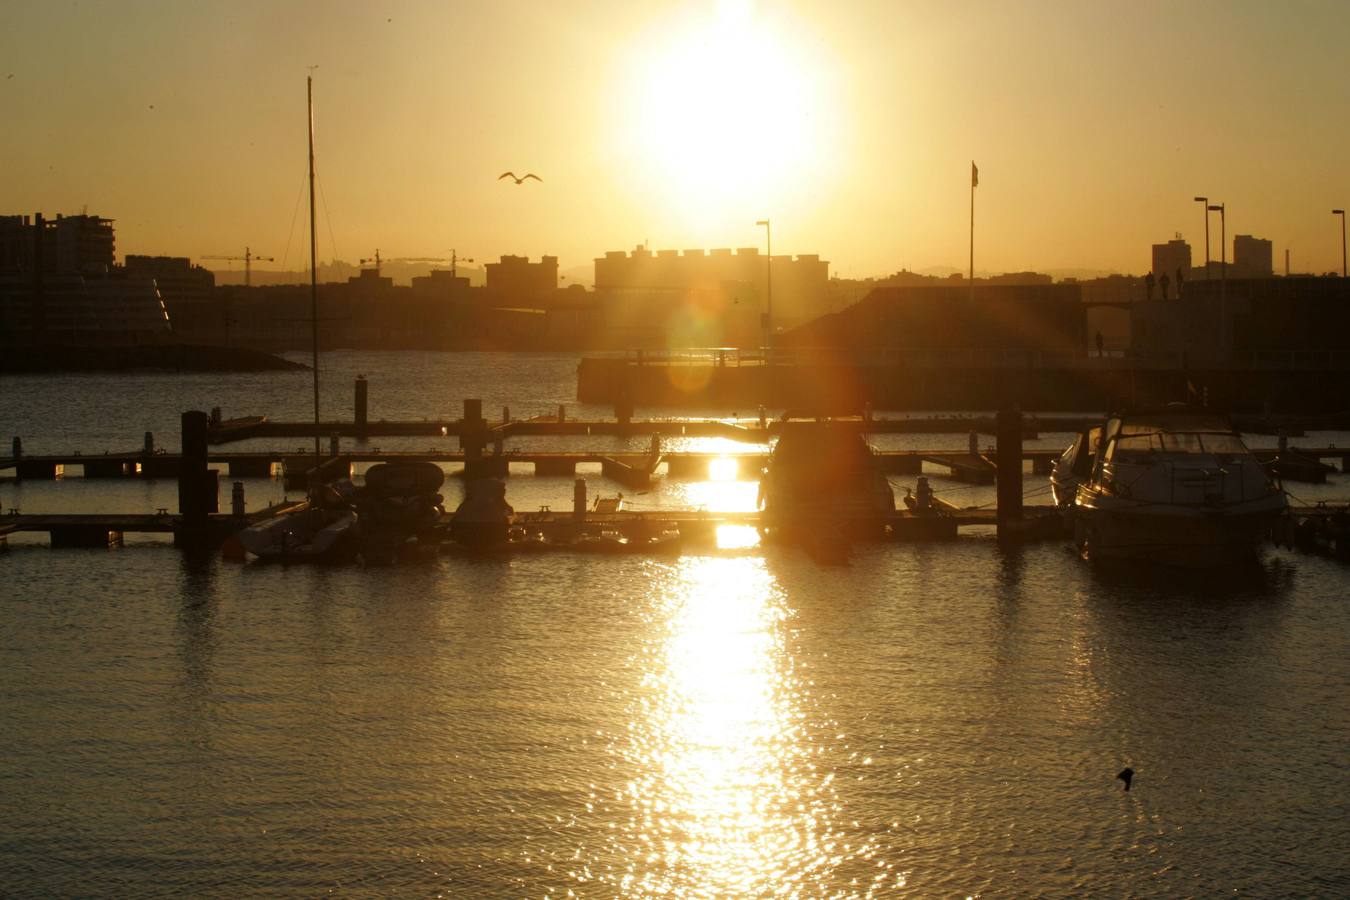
(969, 161), (976, 302)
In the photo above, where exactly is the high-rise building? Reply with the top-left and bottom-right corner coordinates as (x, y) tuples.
(1151, 238), (1191, 281)
(1233, 234), (1273, 277)
(0, 212), (115, 275)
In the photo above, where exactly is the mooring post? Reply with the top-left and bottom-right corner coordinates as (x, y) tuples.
(462, 398), (485, 478)
(11, 436), (21, 460)
(231, 481), (246, 517)
(354, 375), (368, 439)
(573, 477), (587, 523)
(995, 406), (1023, 539)
(178, 410), (212, 539)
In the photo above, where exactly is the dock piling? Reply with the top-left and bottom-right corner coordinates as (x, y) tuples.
(11, 437), (21, 460)
(178, 411), (213, 542)
(573, 477), (587, 522)
(996, 407), (1023, 539)
(355, 376), (368, 438)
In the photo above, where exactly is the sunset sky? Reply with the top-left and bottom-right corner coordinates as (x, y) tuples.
(3, 0), (1348, 278)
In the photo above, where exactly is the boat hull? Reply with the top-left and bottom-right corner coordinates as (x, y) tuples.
(1073, 499), (1283, 566)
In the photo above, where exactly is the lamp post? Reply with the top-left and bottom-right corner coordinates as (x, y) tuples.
(1193, 196), (1210, 278)
(1208, 202), (1227, 356)
(1334, 209), (1347, 278)
(756, 218), (772, 356)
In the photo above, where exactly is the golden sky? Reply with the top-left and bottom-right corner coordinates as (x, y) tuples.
(2, 0), (1348, 277)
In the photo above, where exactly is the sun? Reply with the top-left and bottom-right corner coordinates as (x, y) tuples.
(618, 2), (830, 226)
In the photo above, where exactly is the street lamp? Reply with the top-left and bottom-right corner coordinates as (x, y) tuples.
(1208, 202), (1227, 355)
(1193, 196), (1210, 278)
(1334, 209), (1346, 278)
(756, 218), (772, 356)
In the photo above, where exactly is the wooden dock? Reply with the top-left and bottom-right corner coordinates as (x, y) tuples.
(6, 444), (1346, 489)
(0, 504), (1064, 550)
(0, 502), (306, 548)
(0, 446), (1058, 488)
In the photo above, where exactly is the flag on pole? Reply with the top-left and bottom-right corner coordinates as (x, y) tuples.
(971, 161), (979, 188)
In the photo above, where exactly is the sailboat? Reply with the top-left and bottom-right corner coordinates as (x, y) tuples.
(235, 75), (360, 563)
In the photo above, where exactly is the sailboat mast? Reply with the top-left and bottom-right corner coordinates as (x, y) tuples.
(307, 74), (321, 464)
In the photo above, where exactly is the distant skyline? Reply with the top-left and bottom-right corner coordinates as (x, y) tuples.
(3, 0), (1348, 278)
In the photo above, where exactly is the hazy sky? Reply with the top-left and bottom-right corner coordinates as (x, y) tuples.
(3, 0), (1348, 278)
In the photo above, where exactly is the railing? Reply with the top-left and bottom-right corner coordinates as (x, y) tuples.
(615, 346), (1350, 371)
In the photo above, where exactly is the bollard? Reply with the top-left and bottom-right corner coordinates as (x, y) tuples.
(11, 436), (21, 460)
(573, 477), (587, 522)
(354, 375), (368, 438)
(231, 481), (246, 517)
(143, 431), (154, 455)
(915, 474), (932, 512)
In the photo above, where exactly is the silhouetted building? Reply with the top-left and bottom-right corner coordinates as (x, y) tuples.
(1131, 276), (1350, 363)
(124, 255), (216, 303)
(778, 284), (1086, 356)
(485, 255), (557, 307)
(590, 245), (830, 347)
(1233, 234), (1273, 278)
(0, 212), (116, 276)
(1152, 238), (1191, 281)
(0, 274), (170, 343)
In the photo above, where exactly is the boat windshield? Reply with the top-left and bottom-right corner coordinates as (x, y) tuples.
(1111, 431), (1249, 455)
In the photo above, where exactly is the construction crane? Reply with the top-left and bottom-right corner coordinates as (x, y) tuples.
(394, 250), (475, 277)
(202, 246), (274, 287)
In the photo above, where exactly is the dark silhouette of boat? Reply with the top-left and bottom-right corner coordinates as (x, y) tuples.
(757, 421), (895, 541)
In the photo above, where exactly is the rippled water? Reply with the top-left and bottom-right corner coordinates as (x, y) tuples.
(2, 352), (1348, 897)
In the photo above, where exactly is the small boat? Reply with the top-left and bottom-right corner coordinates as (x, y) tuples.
(758, 421), (894, 541)
(235, 503), (358, 563)
(357, 462), (445, 563)
(1072, 406), (1288, 566)
(1050, 425), (1102, 510)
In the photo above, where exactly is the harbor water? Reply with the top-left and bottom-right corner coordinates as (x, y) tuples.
(2, 352), (1348, 896)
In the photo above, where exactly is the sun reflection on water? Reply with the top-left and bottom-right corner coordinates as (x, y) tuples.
(588, 557), (888, 897)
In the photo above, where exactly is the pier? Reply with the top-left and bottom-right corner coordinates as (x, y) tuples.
(4, 389), (1345, 554)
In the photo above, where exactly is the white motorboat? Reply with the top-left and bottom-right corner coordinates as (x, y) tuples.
(1050, 425), (1101, 510)
(1072, 407), (1287, 565)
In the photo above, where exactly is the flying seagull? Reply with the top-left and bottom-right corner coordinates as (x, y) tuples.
(498, 172), (541, 185)
(1117, 767), (1134, 791)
